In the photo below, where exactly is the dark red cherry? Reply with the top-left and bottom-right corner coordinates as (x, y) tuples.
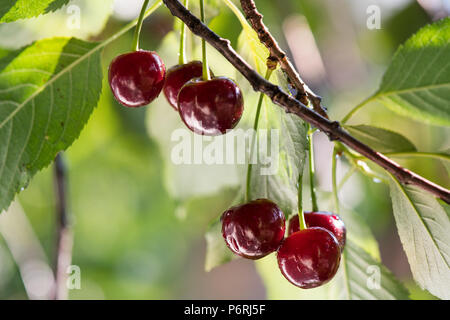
(178, 77), (244, 136)
(277, 227), (341, 289)
(288, 212), (346, 250)
(108, 50), (165, 108)
(163, 61), (204, 110)
(221, 199), (285, 260)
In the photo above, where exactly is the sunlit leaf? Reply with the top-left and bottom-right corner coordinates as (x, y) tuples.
(0, 0), (69, 23)
(389, 177), (450, 299)
(245, 98), (308, 218)
(371, 18), (450, 126)
(331, 240), (410, 300)
(345, 125), (416, 154)
(0, 37), (102, 212)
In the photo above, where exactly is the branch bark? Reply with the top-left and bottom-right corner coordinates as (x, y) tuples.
(240, 0), (328, 119)
(162, 0), (450, 204)
(53, 152), (73, 300)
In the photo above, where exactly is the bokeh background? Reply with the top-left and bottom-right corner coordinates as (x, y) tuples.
(0, 0), (449, 299)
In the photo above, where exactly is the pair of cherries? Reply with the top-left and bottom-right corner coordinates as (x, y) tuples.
(108, 50), (244, 136)
(221, 199), (346, 289)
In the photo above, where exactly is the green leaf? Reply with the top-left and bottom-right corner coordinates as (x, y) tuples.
(373, 18), (450, 126)
(331, 240), (410, 300)
(0, 0), (69, 23)
(345, 125), (416, 154)
(246, 101), (308, 218)
(339, 208), (379, 257)
(389, 177), (450, 299)
(0, 37), (102, 212)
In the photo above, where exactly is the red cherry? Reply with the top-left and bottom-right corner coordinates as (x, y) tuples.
(178, 77), (244, 136)
(163, 61), (204, 110)
(221, 199), (285, 260)
(108, 50), (165, 108)
(288, 212), (346, 250)
(277, 227), (341, 289)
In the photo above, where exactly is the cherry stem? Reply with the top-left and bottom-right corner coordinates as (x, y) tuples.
(297, 166), (307, 231)
(132, 0), (151, 51)
(308, 124), (319, 212)
(178, 0), (189, 64)
(199, 0), (211, 80)
(246, 68), (273, 202)
(332, 146), (340, 213)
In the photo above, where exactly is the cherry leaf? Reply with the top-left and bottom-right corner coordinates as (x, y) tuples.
(0, 37), (102, 212)
(0, 0), (70, 23)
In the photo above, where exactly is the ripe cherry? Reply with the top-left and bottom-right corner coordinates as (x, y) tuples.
(178, 77), (244, 136)
(288, 212), (346, 250)
(108, 50), (165, 108)
(221, 199), (285, 260)
(277, 227), (341, 289)
(163, 61), (204, 110)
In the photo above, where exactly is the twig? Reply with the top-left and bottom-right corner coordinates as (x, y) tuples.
(239, 0), (328, 119)
(162, 0), (450, 204)
(53, 153), (73, 300)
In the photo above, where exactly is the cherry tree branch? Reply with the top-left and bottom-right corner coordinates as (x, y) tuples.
(162, 0), (450, 204)
(53, 153), (73, 300)
(239, 0), (328, 119)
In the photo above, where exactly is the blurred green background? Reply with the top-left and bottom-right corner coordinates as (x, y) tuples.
(0, 0), (449, 299)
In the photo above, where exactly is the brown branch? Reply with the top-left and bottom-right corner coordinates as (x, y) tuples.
(162, 0), (450, 204)
(240, 0), (328, 119)
(53, 152), (73, 300)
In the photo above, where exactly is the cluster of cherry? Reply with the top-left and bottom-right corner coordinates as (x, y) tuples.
(108, 50), (244, 136)
(221, 199), (346, 289)
(107, 49), (345, 289)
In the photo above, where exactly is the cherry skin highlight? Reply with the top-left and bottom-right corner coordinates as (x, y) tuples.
(288, 212), (346, 250)
(163, 61), (204, 110)
(221, 199), (285, 260)
(177, 77), (244, 136)
(108, 50), (165, 108)
(277, 227), (341, 289)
